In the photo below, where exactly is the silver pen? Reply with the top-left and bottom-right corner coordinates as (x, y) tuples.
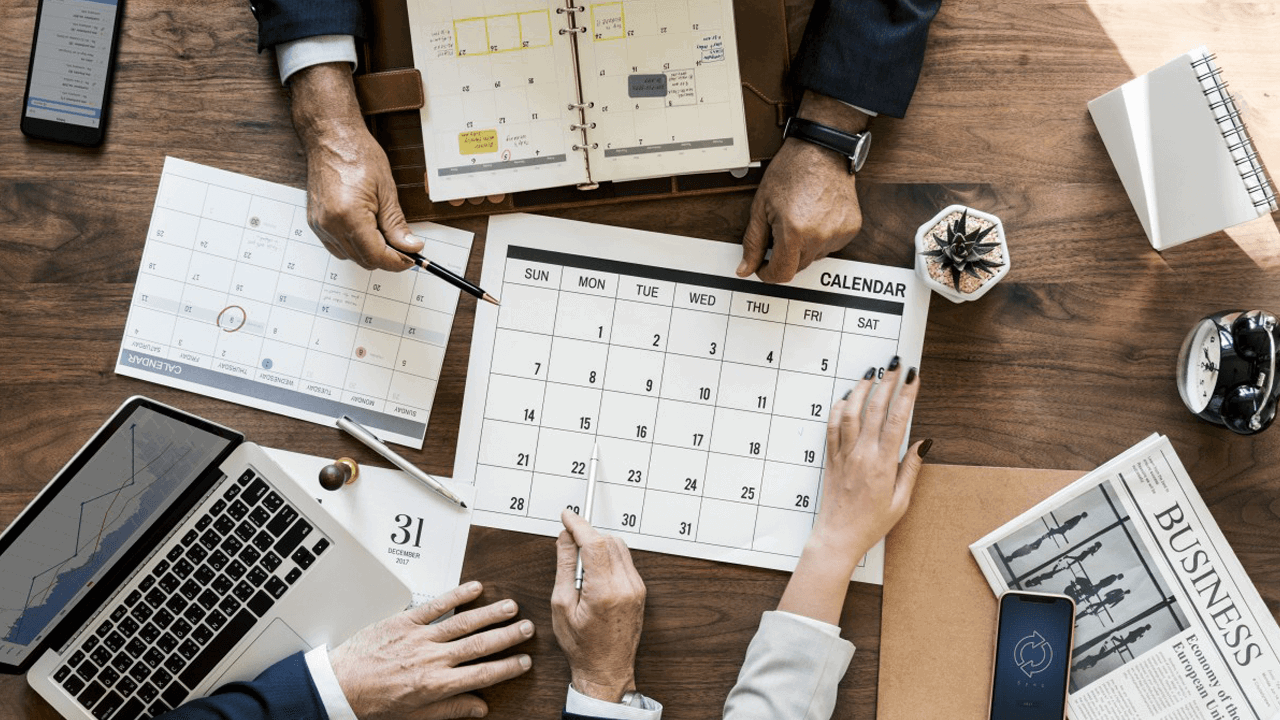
(336, 415), (468, 509)
(575, 442), (600, 590)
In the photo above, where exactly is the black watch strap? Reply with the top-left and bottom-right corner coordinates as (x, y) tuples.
(782, 116), (870, 174)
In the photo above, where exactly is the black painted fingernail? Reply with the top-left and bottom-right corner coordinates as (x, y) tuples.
(917, 439), (934, 458)
(888, 356), (900, 371)
(905, 367), (918, 384)
(842, 389), (852, 400)
(863, 367), (876, 380)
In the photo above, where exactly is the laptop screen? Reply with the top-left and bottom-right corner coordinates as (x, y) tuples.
(0, 402), (235, 666)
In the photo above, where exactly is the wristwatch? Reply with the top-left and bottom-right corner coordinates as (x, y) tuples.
(782, 116), (872, 174)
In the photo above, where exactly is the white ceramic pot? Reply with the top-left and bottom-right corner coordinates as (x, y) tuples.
(913, 204), (1010, 303)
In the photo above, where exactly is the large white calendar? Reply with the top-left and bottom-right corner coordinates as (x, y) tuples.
(455, 215), (930, 583)
(116, 158), (474, 449)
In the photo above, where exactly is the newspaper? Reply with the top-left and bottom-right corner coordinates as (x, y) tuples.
(970, 434), (1280, 720)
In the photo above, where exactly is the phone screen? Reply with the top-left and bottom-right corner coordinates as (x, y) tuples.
(24, 0), (121, 129)
(990, 592), (1075, 720)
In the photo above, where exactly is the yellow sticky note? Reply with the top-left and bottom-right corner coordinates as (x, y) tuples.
(459, 130), (498, 155)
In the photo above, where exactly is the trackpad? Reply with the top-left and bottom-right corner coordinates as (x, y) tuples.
(211, 619), (310, 687)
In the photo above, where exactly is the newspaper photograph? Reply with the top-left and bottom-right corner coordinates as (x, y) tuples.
(971, 434), (1280, 720)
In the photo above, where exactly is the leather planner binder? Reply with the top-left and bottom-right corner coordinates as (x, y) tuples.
(353, 0), (808, 221)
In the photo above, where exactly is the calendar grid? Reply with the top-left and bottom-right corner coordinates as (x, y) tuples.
(476, 244), (910, 547)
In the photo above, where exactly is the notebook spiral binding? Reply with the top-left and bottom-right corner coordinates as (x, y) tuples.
(1192, 53), (1278, 211)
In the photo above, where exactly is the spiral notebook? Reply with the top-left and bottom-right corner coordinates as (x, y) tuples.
(405, 0), (750, 201)
(1088, 47), (1277, 251)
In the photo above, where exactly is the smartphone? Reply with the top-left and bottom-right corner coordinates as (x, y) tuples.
(988, 591), (1076, 720)
(20, 0), (126, 146)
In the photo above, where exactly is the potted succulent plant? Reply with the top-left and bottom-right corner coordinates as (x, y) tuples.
(914, 205), (1009, 303)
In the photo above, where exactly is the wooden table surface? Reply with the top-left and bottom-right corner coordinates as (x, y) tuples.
(3, 1), (1280, 719)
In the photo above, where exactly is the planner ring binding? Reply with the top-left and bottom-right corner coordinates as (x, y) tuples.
(1192, 53), (1278, 211)
(555, 0), (599, 190)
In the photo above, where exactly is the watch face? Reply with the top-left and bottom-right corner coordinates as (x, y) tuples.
(1177, 319), (1222, 414)
(852, 132), (872, 172)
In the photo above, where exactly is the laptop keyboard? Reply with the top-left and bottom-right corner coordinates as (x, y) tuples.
(51, 468), (332, 720)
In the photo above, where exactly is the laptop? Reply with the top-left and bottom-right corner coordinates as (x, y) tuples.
(0, 397), (412, 720)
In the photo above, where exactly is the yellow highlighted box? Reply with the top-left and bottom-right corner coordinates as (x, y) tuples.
(459, 130), (499, 155)
(591, 2), (625, 41)
(454, 10), (552, 56)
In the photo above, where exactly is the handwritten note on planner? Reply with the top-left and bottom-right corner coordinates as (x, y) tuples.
(116, 158), (474, 449)
(455, 214), (930, 583)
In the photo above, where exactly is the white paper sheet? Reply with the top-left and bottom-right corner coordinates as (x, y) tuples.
(453, 214), (931, 583)
(116, 158), (474, 448)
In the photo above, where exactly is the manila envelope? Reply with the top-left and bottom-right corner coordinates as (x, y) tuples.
(878, 464), (1084, 719)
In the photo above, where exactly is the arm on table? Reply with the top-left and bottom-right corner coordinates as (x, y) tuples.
(288, 62), (421, 272)
(723, 360), (931, 720)
(250, 0), (421, 272)
(161, 582), (533, 720)
(553, 511), (663, 720)
(739, 0), (943, 283)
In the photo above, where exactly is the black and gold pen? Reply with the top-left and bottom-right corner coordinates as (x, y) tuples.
(398, 249), (500, 306)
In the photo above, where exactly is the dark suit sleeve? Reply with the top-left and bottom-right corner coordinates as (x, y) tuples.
(250, 0), (366, 51)
(159, 652), (327, 720)
(791, 0), (942, 118)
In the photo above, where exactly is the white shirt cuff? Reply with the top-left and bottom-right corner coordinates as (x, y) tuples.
(836, 100), (878, 117)
(276, 34), (358, 85)
(303, 645), (358, 720)
(775, 611), (842, 637)
(566, 684), (662, 720)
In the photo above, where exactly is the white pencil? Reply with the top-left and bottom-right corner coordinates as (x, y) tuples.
(574, 442), (600, 590)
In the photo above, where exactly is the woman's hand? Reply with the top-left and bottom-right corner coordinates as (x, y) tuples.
(777, 357), (930, 624)
(811, 358), (928, 564)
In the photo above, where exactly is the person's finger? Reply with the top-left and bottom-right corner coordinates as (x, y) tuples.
(415, 694), (488, 720)
(838, 369), (876, 450)
(738, 195), (770, 278)
(795, 244), (825, 276)
(859, 356), (902, 442)
(444, 654), (533, 695)
(881, 365), (921, 449)
(377, 183), (424, 257)
(551, 528), (580, 614)
(561, 508), (604, 548)
(310, 220), (349, 261)
(826, 397), (847, 455)
(428, 599), (520, 642)
(448, 619), (535, 664)
(756, 226), (800, 284)
(606, 534), (643, 585)
(893, 439), (931, 513)
(348, 216), (414, 272)
(405, 581), (484, 625)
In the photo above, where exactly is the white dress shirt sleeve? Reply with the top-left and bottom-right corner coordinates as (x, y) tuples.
(275, 34), (358, 85)
(303, 644), (358, 720)
(722, 611), (856, 720)
(838, 101), (878, 118)
(566, 684), (662, 719)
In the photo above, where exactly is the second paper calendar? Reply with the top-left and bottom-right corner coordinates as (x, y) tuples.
(455, 214), (929, 583)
